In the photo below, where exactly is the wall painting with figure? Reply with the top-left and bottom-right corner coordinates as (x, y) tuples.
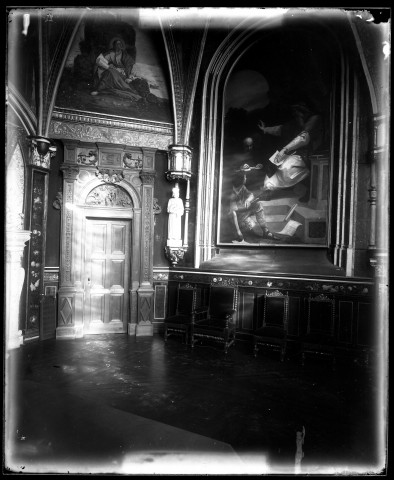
(217, 30), (332, 247)
(55, 10), (172, 124)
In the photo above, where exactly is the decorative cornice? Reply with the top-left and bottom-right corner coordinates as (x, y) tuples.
(52, 108), (174, 135)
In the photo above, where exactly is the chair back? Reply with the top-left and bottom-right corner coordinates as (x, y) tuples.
(307, 294), (335, 336)
(263, 290), (289, 330)
(208, 286), (238, 319)
(176, 285), (199, 316)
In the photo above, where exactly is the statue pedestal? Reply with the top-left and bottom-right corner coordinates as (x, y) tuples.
(6, 230), (31, 350)
(165, 246), (187, 266)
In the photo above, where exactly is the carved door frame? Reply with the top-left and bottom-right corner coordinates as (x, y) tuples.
(56, 141), (157, 339)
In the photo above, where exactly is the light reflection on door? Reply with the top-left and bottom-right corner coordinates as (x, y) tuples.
(84, 218), (131, 333)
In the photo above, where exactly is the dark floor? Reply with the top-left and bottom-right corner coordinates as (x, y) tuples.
(4, 334), (385, 475)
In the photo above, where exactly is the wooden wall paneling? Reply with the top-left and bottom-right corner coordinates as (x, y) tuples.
(154, 283), (167, 320)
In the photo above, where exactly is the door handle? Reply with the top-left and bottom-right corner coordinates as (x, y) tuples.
(87, 277), (91, 287)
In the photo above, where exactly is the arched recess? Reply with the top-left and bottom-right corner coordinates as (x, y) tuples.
(195, 10), (375, 277)
(5, 141), (30, 349)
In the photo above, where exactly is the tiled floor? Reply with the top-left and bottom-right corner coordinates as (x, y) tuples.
(4, 334), (386, 475)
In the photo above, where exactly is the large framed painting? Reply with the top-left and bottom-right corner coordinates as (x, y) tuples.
(55, 9), (171, 123)
(217, 30), (332, 247)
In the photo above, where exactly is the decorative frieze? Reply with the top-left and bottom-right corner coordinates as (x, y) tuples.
(49, 120), (172, 150)
(170, 271), (372, 296)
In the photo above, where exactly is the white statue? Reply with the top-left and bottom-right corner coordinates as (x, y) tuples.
(167, 184), (184, 247)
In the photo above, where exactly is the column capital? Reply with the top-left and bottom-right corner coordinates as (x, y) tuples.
(6, 229), (31, 254)
(61, 164), (80, 180)
(27, 136), (57, 169)
(140, 171), (156, 185)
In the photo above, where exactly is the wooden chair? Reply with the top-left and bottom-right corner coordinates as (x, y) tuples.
(191, 286), (238, 354)
(301, 294), (336, 368)
(164, 284), (201, 344)
(253, 290), (289, 361)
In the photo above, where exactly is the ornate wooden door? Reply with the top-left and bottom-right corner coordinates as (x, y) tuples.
(84, 218), (131, 334)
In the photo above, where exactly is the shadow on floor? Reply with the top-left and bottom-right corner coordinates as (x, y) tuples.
(4, 334), (385, 475)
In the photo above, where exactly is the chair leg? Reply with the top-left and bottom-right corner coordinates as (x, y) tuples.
(164, 328), (168, 342)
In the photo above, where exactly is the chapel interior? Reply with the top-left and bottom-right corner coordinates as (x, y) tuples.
(4, 7), (390, 475)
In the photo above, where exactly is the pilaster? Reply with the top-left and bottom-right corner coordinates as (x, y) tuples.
(136, 150), (156, 336)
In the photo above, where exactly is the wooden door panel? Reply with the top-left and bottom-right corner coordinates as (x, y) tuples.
(91, 259), (106, 288)
(109, 260), (124, 289)
(90, 294), (105, 323)
(109, 294), (123, 322)
(84, 217), (130, 334)
(91, 223), (107, 254)
(111, 223), (126, 254)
